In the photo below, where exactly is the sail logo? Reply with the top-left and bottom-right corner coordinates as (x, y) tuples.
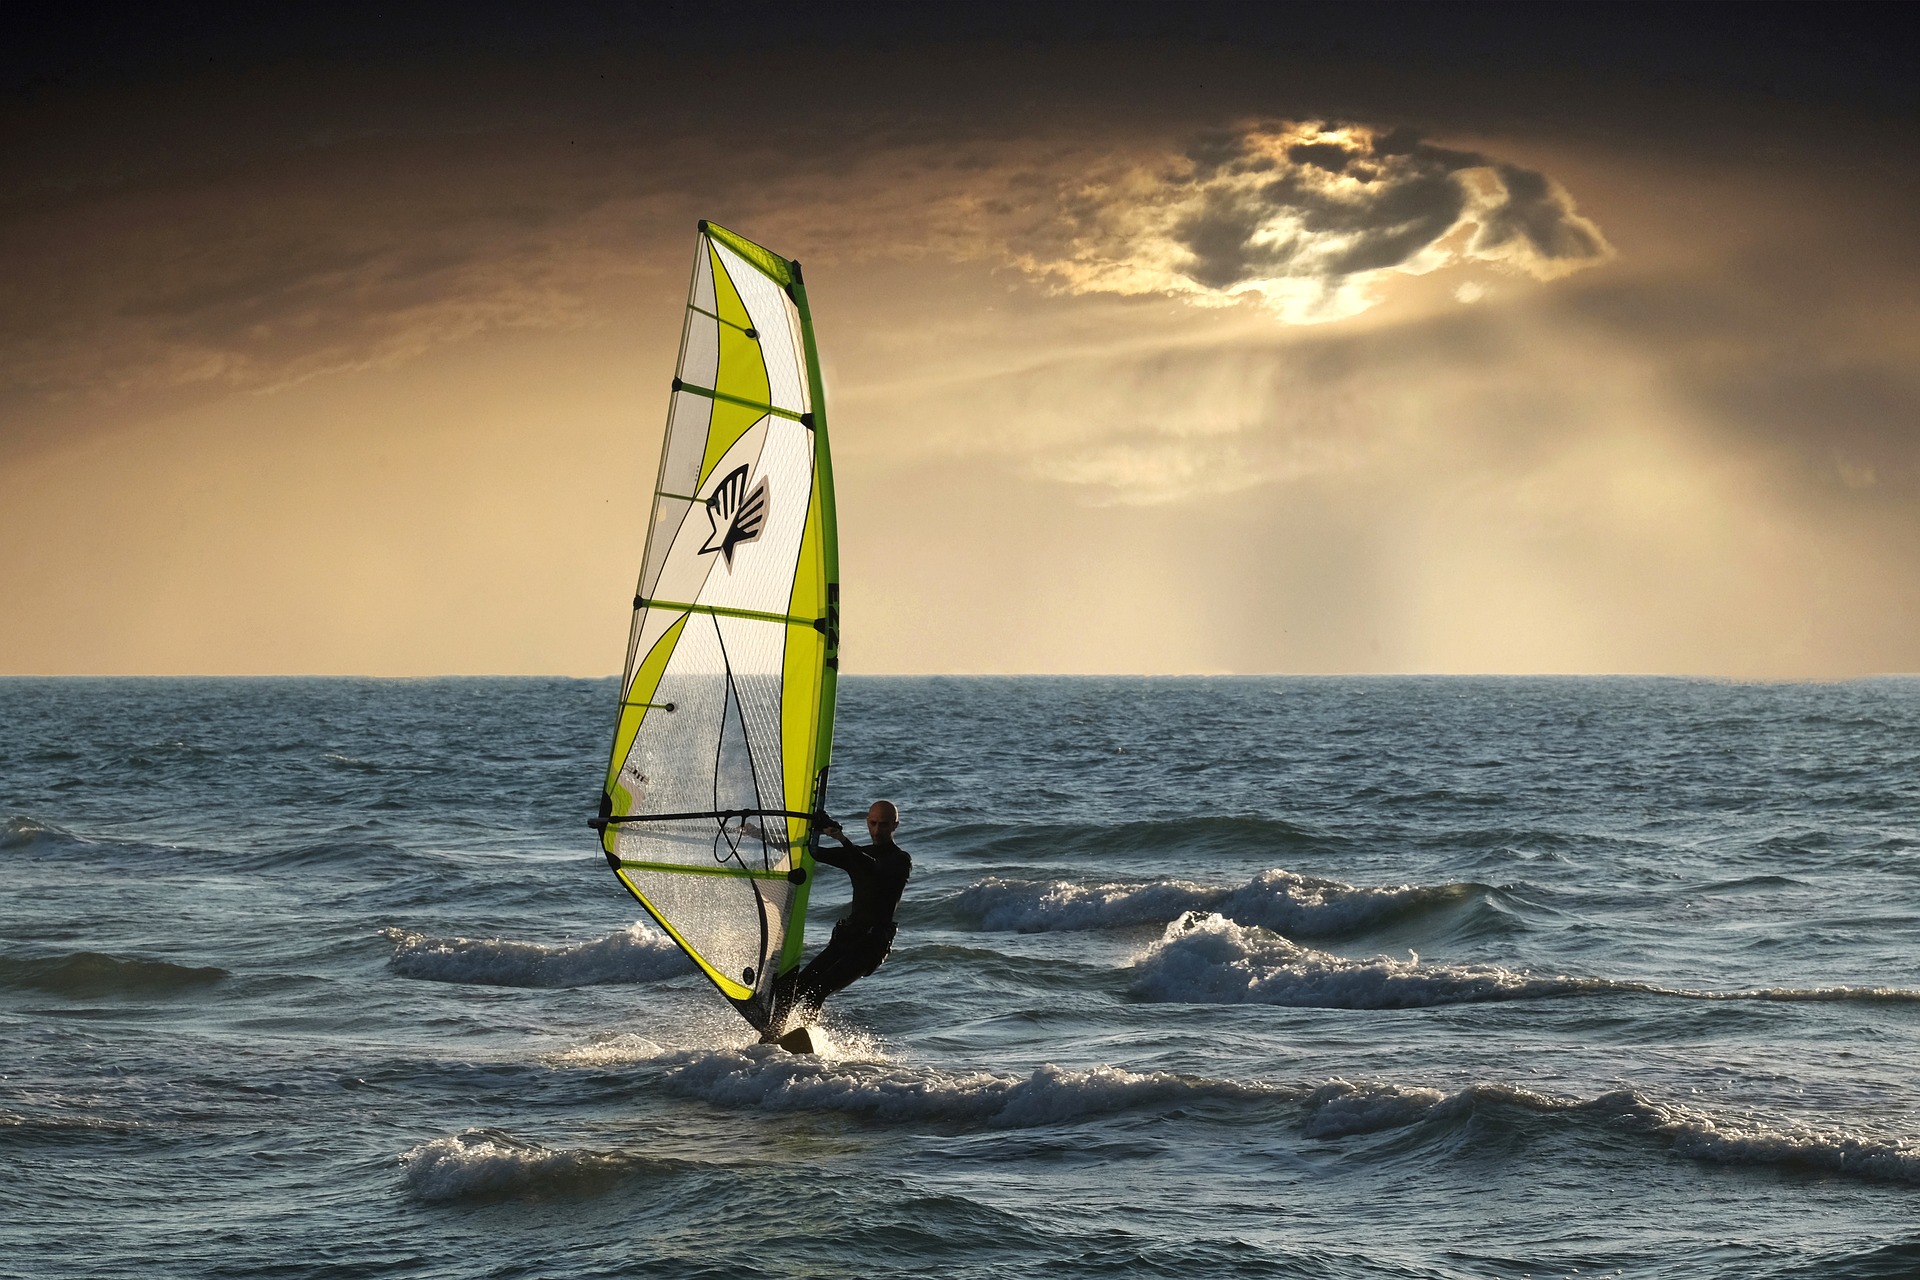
(698, 464), (770, 568)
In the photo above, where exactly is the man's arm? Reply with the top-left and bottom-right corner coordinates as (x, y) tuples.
(811, 821), (876, 874)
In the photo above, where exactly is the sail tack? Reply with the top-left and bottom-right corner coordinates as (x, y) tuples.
(598, 222), (839, 1030)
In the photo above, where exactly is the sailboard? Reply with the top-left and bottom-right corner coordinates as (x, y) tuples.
(592, 221), (839, 1035)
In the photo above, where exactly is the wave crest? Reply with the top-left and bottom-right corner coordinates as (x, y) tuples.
(1131, 913), (1583, 1008)
(401, 1129), (655, 1201)
(950, 868), (1462, 937)
(0, 815), (84, 853)
(1302, 1079), (1920, 1183)
(383, 924), (691, 988)
(0, 951), (228, 998)
(656, 1049), (1285, 1127)
(1129, 914), (1920, 1009)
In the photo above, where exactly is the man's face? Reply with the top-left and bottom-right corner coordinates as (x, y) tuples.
(866, 804), (895, 837)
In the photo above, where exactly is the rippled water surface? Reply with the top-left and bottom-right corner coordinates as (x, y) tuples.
(4, 676), (1919, 1278)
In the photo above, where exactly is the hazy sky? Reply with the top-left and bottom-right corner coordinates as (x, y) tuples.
(4, 5), (1916, 676)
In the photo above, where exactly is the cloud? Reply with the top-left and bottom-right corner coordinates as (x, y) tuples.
(1005, 120), (1612, 322)
(0, 142), (680, 418)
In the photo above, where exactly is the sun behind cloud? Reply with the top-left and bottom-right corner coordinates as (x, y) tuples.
(1005, 120), (1612, 322)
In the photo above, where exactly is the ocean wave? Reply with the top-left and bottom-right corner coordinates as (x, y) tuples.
(0, 814), (207, 864)
(655, 1049), (1286, 1128)
(0, 951), (228, 999)
(384, 924), (692, 988)
(400, 1128), (659, 1201)
(949, 876), (1217, 932)
(944, 815), (1328, 863)
(1130, 913), (1586, 1008)
(0, 814), (84, 853)
(1129, 914), (1920, 1009)
(1302, 1079), (1920, 1184)
(545, 1034), (668, 1068)
(0, 1111), (144, 1145)
(948, 869), (1465, 938)
(1599, 1091), (1920, 1184)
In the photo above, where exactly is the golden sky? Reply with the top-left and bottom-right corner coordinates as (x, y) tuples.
(4, 29), (1917, 676)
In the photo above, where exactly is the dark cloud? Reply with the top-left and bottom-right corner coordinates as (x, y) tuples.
(1472, 162), (1610, 266)
(1020, 120), (1610, 320)
(1179, 123), (1607, 293)
(1170, 190), (1275, 291)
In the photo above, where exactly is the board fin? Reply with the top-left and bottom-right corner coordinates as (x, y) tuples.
(776, 1025), (818, 1055)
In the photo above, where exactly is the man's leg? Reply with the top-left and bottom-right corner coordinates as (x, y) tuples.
(769, 924), (896, 1033)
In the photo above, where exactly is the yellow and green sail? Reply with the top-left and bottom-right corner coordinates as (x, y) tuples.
(595, 221), (839, 1032)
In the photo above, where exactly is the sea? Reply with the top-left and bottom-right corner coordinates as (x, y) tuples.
(3, 676), (1919, 1279)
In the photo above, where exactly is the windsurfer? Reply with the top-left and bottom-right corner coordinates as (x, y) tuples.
(768, 800), (911, 1034)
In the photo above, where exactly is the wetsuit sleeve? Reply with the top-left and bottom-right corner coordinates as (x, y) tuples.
(812, 835), (878, 876)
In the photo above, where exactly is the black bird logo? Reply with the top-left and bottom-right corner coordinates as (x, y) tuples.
(698, 464), (770, 568)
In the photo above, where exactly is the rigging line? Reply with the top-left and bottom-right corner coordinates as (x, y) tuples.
(657, 491), (696, 503)
(710, 611), (772, 875)
(635, 597), (827, 631)
(670, 378), (805, 424)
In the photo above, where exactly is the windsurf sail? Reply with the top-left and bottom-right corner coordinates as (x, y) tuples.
(593, 221), (840, 1032)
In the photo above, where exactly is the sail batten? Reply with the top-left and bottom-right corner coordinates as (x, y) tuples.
(599, 222), (838, 1031)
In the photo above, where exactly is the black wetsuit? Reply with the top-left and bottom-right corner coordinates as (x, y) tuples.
(776, 829), (911, 1023)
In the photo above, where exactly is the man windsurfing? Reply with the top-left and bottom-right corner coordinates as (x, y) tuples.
(767, 800), (911, 1038)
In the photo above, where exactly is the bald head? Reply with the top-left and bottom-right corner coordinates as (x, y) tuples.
(866, 800), (899, 837)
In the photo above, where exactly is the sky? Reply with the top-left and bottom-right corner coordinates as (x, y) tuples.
(3, 3), (1917, 676)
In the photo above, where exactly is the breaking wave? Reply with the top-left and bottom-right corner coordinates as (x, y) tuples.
(0, 951), (228, 998)
(1303, 1079), (1920, 1184)
(401, 1128), (662, 1201)
(383, 924), (691, 988)
(948, 868), (1466, 937)
(654, 1049), (1287, 1128)
(565, 1040), (1920, 1186)
(1131, 914), (1920, 1009)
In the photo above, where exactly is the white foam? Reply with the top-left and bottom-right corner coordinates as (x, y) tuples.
(654, 1048), (1283, 1127)
(400, 1128), (648, 1201)
(383, 923), (691, 988)
(951, 869), (1453, 937)
(1131, 912), (1591, 1008)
